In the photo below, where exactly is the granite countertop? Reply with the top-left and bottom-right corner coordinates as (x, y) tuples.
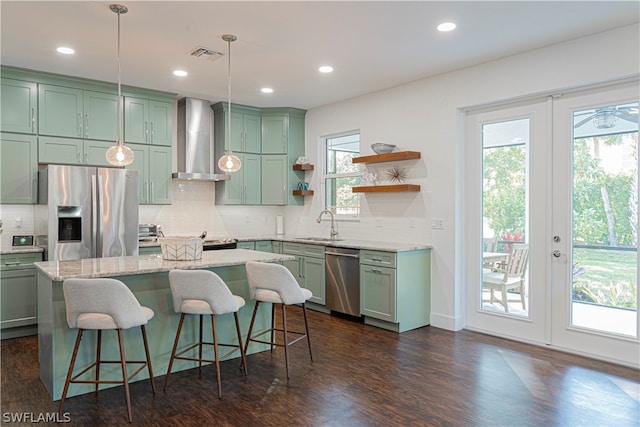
(1, 246), (44, 255)
(140, 236), (431, 252)
(34, 249), (295, 282)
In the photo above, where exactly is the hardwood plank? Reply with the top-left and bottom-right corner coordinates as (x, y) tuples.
(1, 308), (638, 426)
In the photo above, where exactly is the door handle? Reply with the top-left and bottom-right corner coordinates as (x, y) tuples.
(77, 113), (82, 136)
(31, 108), (35, 133)
(552, 250), (561, 258)
(150, 122), (154, 143)
(84, 114), (89, 137)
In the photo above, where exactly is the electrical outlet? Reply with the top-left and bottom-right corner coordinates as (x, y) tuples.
(431, 218), (444, 229)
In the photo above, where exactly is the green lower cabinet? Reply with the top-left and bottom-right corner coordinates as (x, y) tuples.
(272, 241), (283, 254)
(237, 241), (255, 250)
(138, 246), (161, 255)
(282, 242), (325, 306)
(255, 240), (273, 252)
(0, 133), (38, 204)
(1, 252), (42, 339)
(360, 249), (431, 333)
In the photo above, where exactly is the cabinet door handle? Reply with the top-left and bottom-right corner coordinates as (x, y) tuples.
(145, 181), (149, 202)
(371, 258), (382, 262)
(150, 122), (154, 143)
(84, 152), (88, 164)
(85, 114), (89, 137)
(3, 261), (20, 266)
(371, 268), (382, 273)
(77, 113), (82, 136)
(150, 181), (155, 203)
(31, 108), (35, 133)
(77, 151), (82, 163)
(145, 121), (149, 142)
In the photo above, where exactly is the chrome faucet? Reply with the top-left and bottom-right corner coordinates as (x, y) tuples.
(317, 210), (338, 240)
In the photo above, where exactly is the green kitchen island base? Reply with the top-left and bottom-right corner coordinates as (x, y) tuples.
(35, 250), (294, 401)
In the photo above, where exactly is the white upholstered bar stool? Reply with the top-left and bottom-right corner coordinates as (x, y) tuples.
(164, 269), (247, 399)
(59, 278), (156, 423)
(244, 261), (313, 380)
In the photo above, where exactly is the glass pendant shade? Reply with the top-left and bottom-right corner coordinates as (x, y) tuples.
(217, 151), (242, 173)
(105, 142), (135, 166)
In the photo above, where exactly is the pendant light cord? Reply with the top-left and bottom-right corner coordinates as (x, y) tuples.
(227, 36), (232, 154)
(116, 7), (122, 146)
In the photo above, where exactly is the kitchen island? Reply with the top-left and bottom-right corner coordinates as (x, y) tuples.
(34, 249), (294, 401)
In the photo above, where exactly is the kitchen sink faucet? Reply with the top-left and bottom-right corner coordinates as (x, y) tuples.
(317, 210), (338, 240)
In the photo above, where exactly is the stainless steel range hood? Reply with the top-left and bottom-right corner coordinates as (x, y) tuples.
(172, 97), (230, 181)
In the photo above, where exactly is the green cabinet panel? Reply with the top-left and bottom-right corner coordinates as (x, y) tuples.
(83, 91), (118, 141)
(222, 153), (261, 205)
(38, 136), (113, 166)
(38, 84), (83, 138)
(261, 115), (287, 154)
(1, 78), (37, 134)
(283, 242), (325, 305)
(261, 155), (288, 205)
(360, 249), (431, 333)
(272, 241), (283, 254)
(138, 246), (161, 255)
(237, 241), (255, 250)
(1, 252), (42, 338)
(242, 113), (261, 153)
(255, 240), (273, 252)
(212, 102), (261, 154)
(361, 265), (397, 322)
(124, 97), (172, 146)
(0, 133), (38, 204)
(127, 143), (172, 204)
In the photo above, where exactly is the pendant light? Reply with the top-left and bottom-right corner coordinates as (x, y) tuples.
(105, 4), (134, 167)
(217, 34), (242, 173)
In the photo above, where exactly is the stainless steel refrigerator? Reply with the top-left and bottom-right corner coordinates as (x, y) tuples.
(36, 164), (139, 261)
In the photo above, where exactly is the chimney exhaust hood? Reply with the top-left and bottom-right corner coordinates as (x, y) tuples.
(172, 97), (230, 182)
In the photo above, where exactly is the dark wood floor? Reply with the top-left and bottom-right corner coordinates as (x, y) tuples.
(2, 307), (639, 426)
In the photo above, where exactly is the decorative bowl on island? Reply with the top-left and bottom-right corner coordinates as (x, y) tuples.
(371, 143), (396, 154)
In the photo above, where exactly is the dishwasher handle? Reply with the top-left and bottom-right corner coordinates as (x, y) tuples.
(325, 251), (360, 259)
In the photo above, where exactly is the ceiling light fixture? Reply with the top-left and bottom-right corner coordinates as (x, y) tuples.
(173, 70), (188, 77)
(261, 87), (274, 94)
(437, 22), (456, 32)
(105, 4), (134, 167)
(217, 34), (241, 174)
(319, 65), (333, 73)
(56, 46), (75, 55)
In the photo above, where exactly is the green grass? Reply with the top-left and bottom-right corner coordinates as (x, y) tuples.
(573, 247), (637, 309)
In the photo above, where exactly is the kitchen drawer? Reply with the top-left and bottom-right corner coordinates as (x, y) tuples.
(360, 250), (396, 268)
(0, 252), (42, 270)
(282, 242), (304, 255)
(255, 240), (273, 252)
(237, 241), (255, 250)
(302, 244), (325, 258)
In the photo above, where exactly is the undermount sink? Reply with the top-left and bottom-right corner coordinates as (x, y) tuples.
(295, 237), (344, 242)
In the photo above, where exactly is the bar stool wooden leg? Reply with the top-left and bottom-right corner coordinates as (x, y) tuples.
(59, 329), (83, 417)
(211, 315), (222, 399)
(244, 301), (260, 357)
(141, 325), (155, 393)
(164, 313), (185, 391)
(302, 303), (313, 362)
(234, 312), (248, 376)
(281, 303), (290, 380)
(270, 303), (276, 353)
(116, 329), (132, 423)
(95, 330), (102, 394)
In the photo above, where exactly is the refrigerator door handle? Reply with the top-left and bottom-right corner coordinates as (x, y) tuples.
(91, 174), (98, 258)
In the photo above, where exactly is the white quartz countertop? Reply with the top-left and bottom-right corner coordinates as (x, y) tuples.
(34, 249), (294, 282)
(0, 246), (44, 255)
(140, 236), (431, 252)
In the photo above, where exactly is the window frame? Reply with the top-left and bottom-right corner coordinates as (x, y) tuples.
(320, 130), (361, 220)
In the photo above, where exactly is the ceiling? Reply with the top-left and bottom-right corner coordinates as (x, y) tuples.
(1, 1), (638, 110)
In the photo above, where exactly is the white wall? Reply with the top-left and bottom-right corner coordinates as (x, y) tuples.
(298, 24), (640, 331)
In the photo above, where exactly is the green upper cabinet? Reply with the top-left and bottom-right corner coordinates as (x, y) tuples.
(0, 133), (38, 204)
(126, 143), (172, 204)
(212, 102), (261, 154)
(124, 97), (172, 146)
(38, 136), (113, 167)
(261, 115), (287, 154)
(1, 78), (37, 134)
(222, 153), (261, 205)
(261, 154), (288, 205)
(39, 84), (117, 141)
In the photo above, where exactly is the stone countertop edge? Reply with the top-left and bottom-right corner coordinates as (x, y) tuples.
(33, 249), (295, 282)
(141, 236), (431, 252)
(0, 246), (45, 255)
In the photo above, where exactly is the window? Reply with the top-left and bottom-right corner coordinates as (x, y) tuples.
(322, 131), (360, 217)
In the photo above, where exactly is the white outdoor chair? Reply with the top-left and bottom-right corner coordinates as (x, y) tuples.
(483, 243), (530, 313)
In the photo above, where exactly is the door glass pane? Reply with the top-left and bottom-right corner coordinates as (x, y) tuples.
(571, 102), (638, 337)
(481, 118), (529, 317)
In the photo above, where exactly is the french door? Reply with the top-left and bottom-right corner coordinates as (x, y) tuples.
(465, 82), (639, 367)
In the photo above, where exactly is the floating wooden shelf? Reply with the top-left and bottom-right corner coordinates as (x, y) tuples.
(352, 184), (420, 193)
(293, 164), (314, 171)
(292, 190), (314, 196)
(352, 151), (421, 164)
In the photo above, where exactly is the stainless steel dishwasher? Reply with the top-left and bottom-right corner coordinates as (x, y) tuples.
(325, 247), (360, 317)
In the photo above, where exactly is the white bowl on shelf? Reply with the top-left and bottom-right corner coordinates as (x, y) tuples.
(371, 143), (396, 154)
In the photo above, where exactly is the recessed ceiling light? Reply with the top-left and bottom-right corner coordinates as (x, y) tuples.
(437, 22), (456, 32)
(56, 47), (75, 55)
(173, 70), (188, 77)
(261, 87), (274, 94)
(318, 66), (333, 73)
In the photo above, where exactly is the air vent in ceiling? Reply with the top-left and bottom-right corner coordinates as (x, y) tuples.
(188, 46), (223, 61)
